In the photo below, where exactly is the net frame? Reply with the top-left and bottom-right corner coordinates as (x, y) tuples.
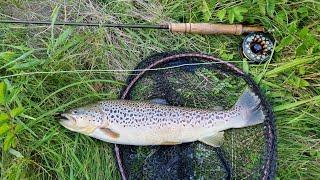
(114, 52), (276, 180)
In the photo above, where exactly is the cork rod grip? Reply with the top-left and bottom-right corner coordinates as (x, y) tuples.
(169, 23), (264, 35)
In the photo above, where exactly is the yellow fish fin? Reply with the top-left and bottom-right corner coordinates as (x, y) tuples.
(199, 131), (224, 147)
(100, 128), (120, 139)
(161, 141), (181, 145)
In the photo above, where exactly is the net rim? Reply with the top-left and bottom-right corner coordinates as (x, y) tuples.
(114, 52), (277, 180)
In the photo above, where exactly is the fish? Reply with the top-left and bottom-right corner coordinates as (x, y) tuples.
(59, 89), (265, 147)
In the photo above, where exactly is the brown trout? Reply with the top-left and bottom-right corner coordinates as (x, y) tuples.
(60, 89), (265, 147)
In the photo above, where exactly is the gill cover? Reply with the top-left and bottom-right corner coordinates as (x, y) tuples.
(60, 107), (103, 134)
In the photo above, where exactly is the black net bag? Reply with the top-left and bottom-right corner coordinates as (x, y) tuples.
(114, 52), (276, 180)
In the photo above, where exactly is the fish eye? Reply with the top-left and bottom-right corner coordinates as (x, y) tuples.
(72, 110), (78, 114)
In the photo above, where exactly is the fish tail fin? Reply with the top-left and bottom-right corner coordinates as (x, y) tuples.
(231, 89), (265, 128)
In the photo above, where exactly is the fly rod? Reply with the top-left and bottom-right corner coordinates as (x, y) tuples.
(0, 19), (264, 35)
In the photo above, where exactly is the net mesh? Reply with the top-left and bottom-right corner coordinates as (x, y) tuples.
(115, 52), (276, 180)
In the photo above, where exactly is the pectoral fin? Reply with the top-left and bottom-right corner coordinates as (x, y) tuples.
(199, 132), (224, 147)
(100, 128), (120, 139)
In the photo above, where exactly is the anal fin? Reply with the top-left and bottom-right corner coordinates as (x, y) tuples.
(161, 141), (181, 145)
(199, 132), (224, 147)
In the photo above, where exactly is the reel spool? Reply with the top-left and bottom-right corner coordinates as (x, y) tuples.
(240, 33), (275, 63)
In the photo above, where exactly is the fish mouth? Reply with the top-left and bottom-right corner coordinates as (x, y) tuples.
(59, 113), (76, 130)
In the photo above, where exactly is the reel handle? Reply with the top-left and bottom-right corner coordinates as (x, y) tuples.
(169, 23), (264, 35)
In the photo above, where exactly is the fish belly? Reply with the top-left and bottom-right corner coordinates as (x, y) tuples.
(90, 123), (212, 145)
(92, 101), (226, 145)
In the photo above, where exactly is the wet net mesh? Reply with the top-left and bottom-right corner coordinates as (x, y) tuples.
(114, 52), (276, 180)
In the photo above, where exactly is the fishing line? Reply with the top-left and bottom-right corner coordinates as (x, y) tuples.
(0, 61), (245, 79)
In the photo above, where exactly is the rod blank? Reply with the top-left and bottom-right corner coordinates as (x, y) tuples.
(0, 20), (265, 35)
(0, 20), (168, 29)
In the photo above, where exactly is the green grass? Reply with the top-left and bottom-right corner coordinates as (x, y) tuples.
(0, 0), (319, 179)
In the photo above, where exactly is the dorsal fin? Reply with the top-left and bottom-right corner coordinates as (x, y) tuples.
(150, 98), (168, 105)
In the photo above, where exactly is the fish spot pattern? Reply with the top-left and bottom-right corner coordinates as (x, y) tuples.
(94, 100), (243, 129)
